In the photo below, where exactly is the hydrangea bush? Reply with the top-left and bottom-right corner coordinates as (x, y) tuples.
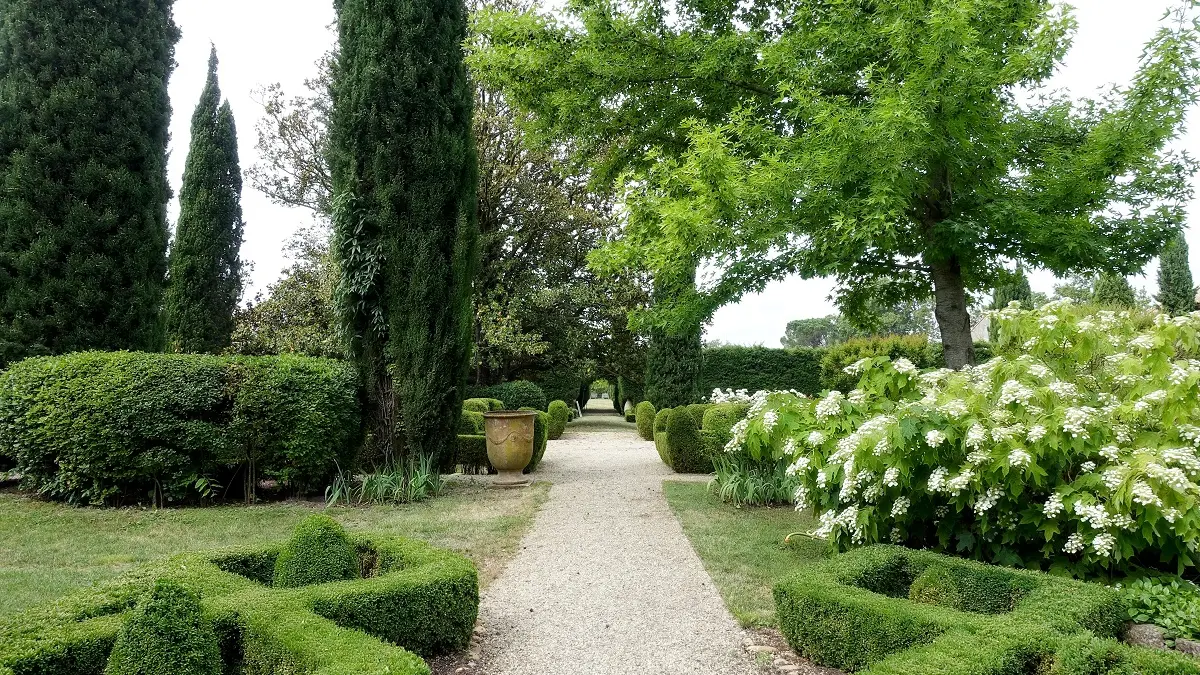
(727, 301), (1200, 578)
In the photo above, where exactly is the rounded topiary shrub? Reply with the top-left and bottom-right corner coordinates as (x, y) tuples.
(635, 401), (656, 441)
(273, 514), (359, 588)
(520, 408), (550, 472)
(654, 408), (673, 466)
(700, 403), (748, 457)
(547, 400), (569, 440)
(104, 579), (221, 675)
(462, 398), (492, 414)
(459, 410), (485, 435)
(480, 381), (548, 411)
(665, 405), (710, 474)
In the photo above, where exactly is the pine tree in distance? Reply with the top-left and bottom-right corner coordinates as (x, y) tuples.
(989, 265), (1033, 341)
(165, 47), (245, 353)
(1157, 231), (1196, 315)
(1093, 273), (1138, 309)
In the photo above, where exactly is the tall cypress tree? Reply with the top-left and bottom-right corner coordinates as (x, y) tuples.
(330, 0), (478, 464)
(1093, 273), (1138, 309)
(644, 269), (702, 409)
(1157, 231), (1195, 316)
(0, 0), (179, 365)
(164, 48), (245, 353)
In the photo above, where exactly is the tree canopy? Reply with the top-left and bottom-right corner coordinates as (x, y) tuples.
(782, 299), (935, 349)
(470, 0), (1200, 369)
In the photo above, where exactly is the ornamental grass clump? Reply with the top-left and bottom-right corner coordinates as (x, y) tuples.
(728, 301), (1200, 579)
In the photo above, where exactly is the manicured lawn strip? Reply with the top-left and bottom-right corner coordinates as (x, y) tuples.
(663, 480), (824, 627)
(0, 481), (549, 616)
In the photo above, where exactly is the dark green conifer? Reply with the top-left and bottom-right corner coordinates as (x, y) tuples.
(644, 270), (702, 408)
(1157, 231), (1195, 316)
(330, 0), (479, 464)
(989, 265), (1033, 341)
(1093, 273), (1138, 309)
(164, 47), (245, 353)
(0, 0), (179, 365)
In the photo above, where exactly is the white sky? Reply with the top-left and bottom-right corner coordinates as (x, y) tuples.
(167, 0), (1200, 344)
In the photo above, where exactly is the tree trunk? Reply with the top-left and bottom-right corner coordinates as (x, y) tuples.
(929, 257), (976, 370)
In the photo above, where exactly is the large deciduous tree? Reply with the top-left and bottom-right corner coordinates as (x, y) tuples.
(0, 0), (179, 365)
(644, 269), (701, 408)
(330, 0), (478, 464)
(165, 48), (245, 353)
(471, 0), (1200, 369)
(1158, 231), (1196, 315)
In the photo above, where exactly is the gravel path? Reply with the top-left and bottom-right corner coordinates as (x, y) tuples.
(476, 408), (762, 675)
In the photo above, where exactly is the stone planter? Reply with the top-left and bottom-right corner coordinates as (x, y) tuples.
(483, 410), (538, 488)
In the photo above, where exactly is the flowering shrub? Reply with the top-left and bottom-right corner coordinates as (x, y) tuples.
(709, 388), (753, 403)
(727, 301), (1200, 578)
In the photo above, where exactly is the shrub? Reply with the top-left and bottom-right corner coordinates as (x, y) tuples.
(617, 375), (643, 412)
(520, 408), (550, 473)
(273, 515), (359, 588)
(1123, 576), (1200, 640)
(477, 381), (547, 411)
(1051, 635), (1200, 675)
(700, 403), (749, 457)
(0, 352), (359, 505)
(683, 403), (712, 428)
(105, 579), (221, 675)
(701, 346), (824, 396)
(530, 371), (583, 409)
(624, 400), (636, 423)
(635, 401), (657, 441)
(0, 533), (479, 675)
(820, 335), (941, 392)
(774, 545), (1127, 674)
(462, 398), (492, 414)
(547, 400), (569, 440)
(654, 408), (672, 466)
(458, 410), (485, 435)
(455, 435), (489, 475)
(664, 405), (711, 474)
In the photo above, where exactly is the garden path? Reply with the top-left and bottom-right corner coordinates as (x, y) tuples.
(475, 403), (761, 675)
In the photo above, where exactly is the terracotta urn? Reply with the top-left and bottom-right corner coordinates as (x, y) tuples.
(483, 410), (537, 488)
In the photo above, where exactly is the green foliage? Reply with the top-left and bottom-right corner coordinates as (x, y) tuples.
(700, 403), (749, 457)
(774, 546), (1127, 674)
(0, 533), (479, 675)
(990, 267), (1034, 341)
(104, 579), (221, 675)
(325, 457), (445, 507)
(663, 405), (711, 474)
(473, 0), (1200, 370)
(645, 270), (703, 408)
(454, 435), (489, 475)
(1159, 231), (1197, 316)
(519, 409), (549, 472)
(273, 515), (359, 588)
(1123, 576), (1200, 641)
(330, 0), (478, 465)
(164, 48), (244, 355)
(701, 347), (824, 396)
(547, 400), (569, 440)
(710, 454), (796, 507)
(820, 335), (941, 393)
(459, 410), (485, 435)
(654, 408), (672, 466)
(1093, 274), (1139, 309)
(530, 372), (583, 409)
(635, 401), (657, 441)
(0, 352), (359, 505)
(477, 380), (548, 411)
(0, 0), (180, 366)
(736, 302), (1200, 578)
(617, 375), (643, 412)
(1051, 635), (1200, 675)
(783, 300), (937, 349)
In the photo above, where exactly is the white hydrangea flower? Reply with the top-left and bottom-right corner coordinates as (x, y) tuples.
(891, 496), (911, 518)
(848, 389), (868, 404)
(975, 487), (1003, 512)
(1027, 425), (1047, 443)
(892, 358), (918, 376)
(1164, 507), (1181, 523)
(1099, 446), (1120, 462)
(925, 430), (948, 448)
(815, 391), (844, 419)
(1128, 335), (1155, 351)
(1081, 461), (1096, 472)
(794, 484), (810, 511)
(1063, 407), (1096, 439)
(1043, 493), (1064, 518)
(883, 467), (900, 487)
(1008, 449), (1032, 468)
(844, 358), (873, 376)
(965, 424), (987, 449)
(1093, 533), (1116, 557)
(999, 380), (1035, 406)
(939, 399), (968, 418)
(928, 467), (949, 492)
(762, 410), (779, 433)
(785, 456), (811, 476)
(1047, 381), (1079, 399)
(1064, 533), (1086, 554)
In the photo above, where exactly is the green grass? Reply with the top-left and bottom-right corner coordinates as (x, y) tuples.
(0, 481), (549, 617)
(664, 480), (826, 627)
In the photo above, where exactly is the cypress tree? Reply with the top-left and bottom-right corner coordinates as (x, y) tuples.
(164, 48), (245, 353)
(330, 0), (478, 464)
(1093, 273), (1138, 309)
(989, 265), (1033, 341)
(0, 0), (179, 365)
(644, 270), (701, 409)
(1157, 231), (1195, 316)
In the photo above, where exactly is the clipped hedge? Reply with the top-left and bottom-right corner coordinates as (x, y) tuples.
(104, 579), (221, 675)
(547, 400), (569, 440)
(462, 398), (502, 414)
(0, 527), (479, 675)
(273, 515), (359, 589)
(653, 407), (711, 474)
(635, 401), (656, 441)
(0, 352), (360, 505)
(520, 408), (550, 473)
(701, 346), (824, 396)
(774, 545), (1142, 675)
(653, 408), (672, 466)
(700, 403), (749, 457)
(455, 435), (489, 475)
(458, 410), (485, 435)
(475, 381), (547, 412)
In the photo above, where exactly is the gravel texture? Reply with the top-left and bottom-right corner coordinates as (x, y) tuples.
(476, 408), (762, 675)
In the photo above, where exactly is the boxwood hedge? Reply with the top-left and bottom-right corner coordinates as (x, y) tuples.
(0, 529), (479, 675)
(635, 401), (656, 441)
(547, 400), (569, 440)
(774, 545), (1191, 675)
(700, 346), (824, 396)
(0, 352), (360, 505)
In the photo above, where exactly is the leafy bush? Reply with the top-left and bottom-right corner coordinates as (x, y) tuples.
(654, 408), (672, 466)
(454, 435), (489, 475)
(520, 408), (549, 472)
(701, 346), (824, 396)
(459, 410), (485, 435)
(273, 515), (360, 588)
(104, 578), (221, 675)
(1123, 576), (1200, 640)
(617, 375), (643, 411)
(462, 398), (493, 414)
(0, 533), (479, 675)
(700, 403), (749, 457)
(477, 380), (547, 411)
(819, 335), (941, 393)
(0, 352), (359, 505)
(635, 401), (657, 440)
(731, 302), (1200, 578)
(664, 405), (711, 473)
(774, 545), (1127, 674)
(547, 400), (569, 440)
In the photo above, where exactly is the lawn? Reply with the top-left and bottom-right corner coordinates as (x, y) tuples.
(0, 480), (549, 617)
(665, 480), (826, 627)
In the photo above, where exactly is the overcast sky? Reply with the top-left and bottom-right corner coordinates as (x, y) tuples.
(166, 0), (1200, 347)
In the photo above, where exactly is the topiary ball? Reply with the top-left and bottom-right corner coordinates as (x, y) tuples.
(547, 400), (569, 440)
(272, 514), (359, 588)
(635, 401), (657, 441)
(104, 578), (221, 675)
